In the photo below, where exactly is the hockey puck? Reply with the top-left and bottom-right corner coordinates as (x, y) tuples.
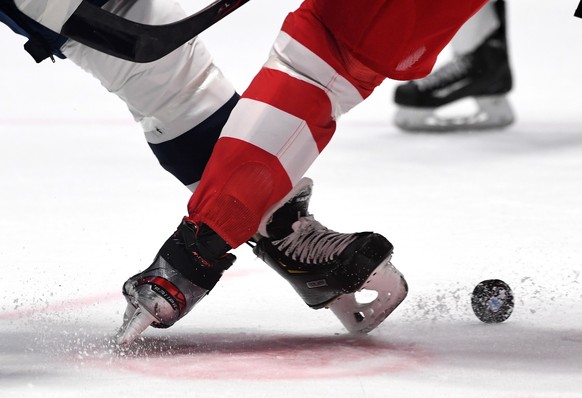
(471, 279), (514, 323)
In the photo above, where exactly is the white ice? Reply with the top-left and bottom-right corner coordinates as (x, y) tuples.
(1, 1), (582, 397)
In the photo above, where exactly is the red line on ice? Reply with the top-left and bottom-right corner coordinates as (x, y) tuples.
(0, 292), (121, 321)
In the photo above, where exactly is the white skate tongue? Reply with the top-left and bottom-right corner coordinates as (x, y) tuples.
(257, 177), (314, 237)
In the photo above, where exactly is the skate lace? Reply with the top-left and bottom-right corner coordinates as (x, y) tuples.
(416, 55), (472, 91)
(271, 216), (358, 265)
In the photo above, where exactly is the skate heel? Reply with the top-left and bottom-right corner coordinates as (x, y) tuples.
(475, 95), (514, 128)
(328, 257), (408, 333)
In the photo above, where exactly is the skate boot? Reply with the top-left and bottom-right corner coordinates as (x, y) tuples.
(252, 178), (408, 333)
(117, 220), (235, 347)
(394, 0), (514, 132)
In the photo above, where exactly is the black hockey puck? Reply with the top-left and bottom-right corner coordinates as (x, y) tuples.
(471, 279), (514, 323)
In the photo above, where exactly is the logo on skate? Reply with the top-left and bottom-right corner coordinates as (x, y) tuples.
(139, 276), (187, 313)
(307, 279), (328, 289)
(433, 78), (472, 98)
(151, 285), (180, 311)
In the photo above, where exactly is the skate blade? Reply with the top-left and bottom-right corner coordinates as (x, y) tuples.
(116, 305), (158, 347)
(327, 258), (408, 334)
(395, 95), (515, 132)
(122, 301), (137, 324)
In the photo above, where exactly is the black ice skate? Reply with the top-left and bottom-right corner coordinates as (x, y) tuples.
(117, 220), (235, 346)
(394, 0), (514, 132)
(252, 178), (408, 334)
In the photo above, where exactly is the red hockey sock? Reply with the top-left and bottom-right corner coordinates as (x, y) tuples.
(186, 137), (292, 247)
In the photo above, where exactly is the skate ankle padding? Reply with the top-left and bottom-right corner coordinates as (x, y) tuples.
(258, 177), (313, 238)
(156, 238), (225, 291)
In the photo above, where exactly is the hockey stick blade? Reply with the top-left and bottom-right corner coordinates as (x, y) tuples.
(61, 0), (251, 63)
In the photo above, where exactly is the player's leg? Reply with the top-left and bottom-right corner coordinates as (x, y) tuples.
(61, 0), (238, 190)
(118, 0), (487, 345)
(119, 3), (400, 344)
(393, 0), (514, 132)
(177, 0), (441, 335)
(118, 11), (395, 343)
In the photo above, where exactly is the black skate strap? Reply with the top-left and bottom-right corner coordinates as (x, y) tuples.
(576, 1), (582, 18)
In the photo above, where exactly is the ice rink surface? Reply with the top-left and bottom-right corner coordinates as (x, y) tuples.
(1, 1), (582, 397)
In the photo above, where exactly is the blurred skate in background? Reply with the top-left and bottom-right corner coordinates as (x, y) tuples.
(393, 0), (514, 132)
